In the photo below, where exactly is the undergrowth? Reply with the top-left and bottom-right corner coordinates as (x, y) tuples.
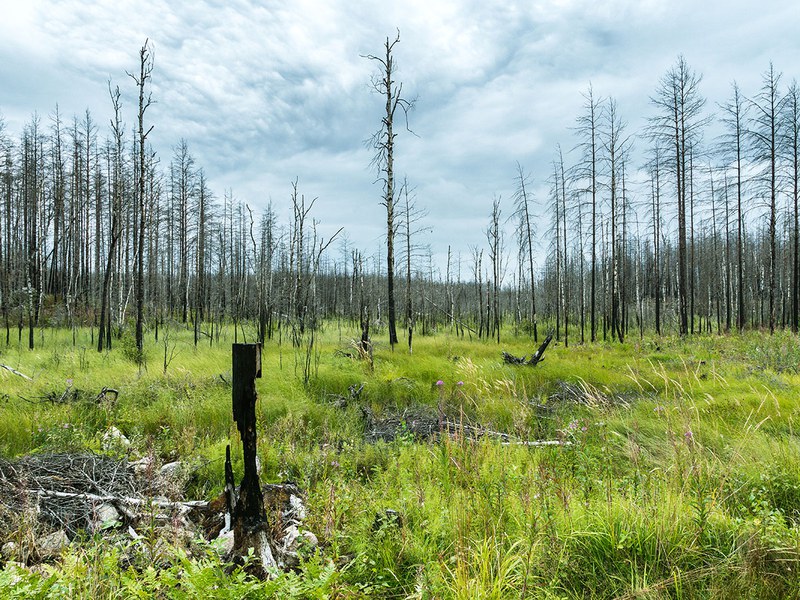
(1, 324), (800, 597)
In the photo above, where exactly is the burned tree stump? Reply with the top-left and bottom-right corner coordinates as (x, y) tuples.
(527, 334), (553, 365)
(230, 343), (276, 575)
(502, 334), (553, 366)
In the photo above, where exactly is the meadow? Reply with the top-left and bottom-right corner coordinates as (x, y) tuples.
(1, 323), (800, 598)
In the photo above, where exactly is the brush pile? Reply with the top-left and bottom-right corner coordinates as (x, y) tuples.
(0, 452), (314, 568)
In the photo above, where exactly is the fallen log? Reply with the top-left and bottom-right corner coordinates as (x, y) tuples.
(501, 440), (571, 447)
(0, 364), (32, 380)
(28, 488), (211, 513)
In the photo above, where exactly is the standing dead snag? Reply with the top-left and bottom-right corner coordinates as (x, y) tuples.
(364, 30), (415, 350)
(230, 343), (276, 575)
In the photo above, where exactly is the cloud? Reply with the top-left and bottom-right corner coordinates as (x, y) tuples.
(1, 0), (800, 270)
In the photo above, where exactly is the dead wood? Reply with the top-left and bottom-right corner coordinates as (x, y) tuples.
(229, 343), (276, 576)
(28, 489), (210, 517)
(360, 405), (566, 447)
(0, 453), (140, 537)
(0, 364), (32, 380)
(502, 333), (553, 366)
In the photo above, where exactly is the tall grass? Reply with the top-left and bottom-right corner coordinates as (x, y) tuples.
(2, 325), (800, 597)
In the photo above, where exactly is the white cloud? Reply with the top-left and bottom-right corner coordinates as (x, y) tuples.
(1, 0), (799, 267)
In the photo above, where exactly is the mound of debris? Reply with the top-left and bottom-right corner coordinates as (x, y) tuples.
(0, 453), (139, 539)
(548, 379), (643, 408)
(0, 452), (314, 569)
(361, 405), (443, 442)
(361, 405), (565, 447)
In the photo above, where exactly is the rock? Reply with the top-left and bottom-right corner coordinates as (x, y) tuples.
(159, 461), (188, 498)
(283, 526), (318, 553)
(102, 426), (130, 452)
(160, 461), (183, 479)
(301, 530), (318, 548)
(92, 503), (121, 531)
(38, 530), (69, 558)
(1, 541), (17, 559)
(279, 525), (318, 567)
(129, 455), (155, 478)
(213, 530), (235, 557)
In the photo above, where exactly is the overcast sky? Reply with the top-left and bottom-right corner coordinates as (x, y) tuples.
(1, 0), (798, 274)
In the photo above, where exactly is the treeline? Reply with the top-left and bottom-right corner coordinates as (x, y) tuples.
(538, 58), (800, 346)
(1, 47), (799, 352)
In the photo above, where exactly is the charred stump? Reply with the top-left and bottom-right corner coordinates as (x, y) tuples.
(502, 334), (553, 366)
(230, 343), (276, 575)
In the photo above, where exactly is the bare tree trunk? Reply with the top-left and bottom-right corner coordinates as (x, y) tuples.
(365, 32), (414, 349)
(99, 85), (123, 352)
(129, 39), (154, 362)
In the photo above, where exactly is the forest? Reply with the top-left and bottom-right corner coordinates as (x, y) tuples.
(1, 39), (800, 598)
(0, 45), (799, 353)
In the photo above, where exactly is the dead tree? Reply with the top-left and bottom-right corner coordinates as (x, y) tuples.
(228, 343), (276, 575)
(128, 39), (154, 361)
(364, 31), (415, 349)
(98, 83), (124, 352)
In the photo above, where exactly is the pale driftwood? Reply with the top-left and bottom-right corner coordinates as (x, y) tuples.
(0, 364), (32, 380)
(30, 489), (210, 513)
(501, 440), (571, 447)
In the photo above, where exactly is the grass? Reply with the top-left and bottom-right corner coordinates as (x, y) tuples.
(2, 323), (800, 597)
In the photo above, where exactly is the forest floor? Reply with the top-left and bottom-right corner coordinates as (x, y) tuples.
(1, 323), (800, 598)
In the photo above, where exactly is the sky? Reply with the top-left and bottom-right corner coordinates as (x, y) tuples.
(1, 0), (799, 275)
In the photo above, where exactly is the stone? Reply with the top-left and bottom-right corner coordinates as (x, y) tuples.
(159, 461), (183, 479)
(1, 541), (17, 558)
(101, 426), (130, 451)
(129, 455), (155, 477)
(300, 530), (318, 548)
(213, 529), (235, 557)
(38, 530), (69, 558)
(92, 503), (121, 531)
(279, 525), (318, 567)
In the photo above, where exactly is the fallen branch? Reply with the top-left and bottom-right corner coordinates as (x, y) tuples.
(29, 488), (211, 513)
(0, 364), (32, 380)
(527, 333), (553, 365)
(95, 387), (119, 403)
(424, 297), (477, 334)
(501, 440), (570, 447)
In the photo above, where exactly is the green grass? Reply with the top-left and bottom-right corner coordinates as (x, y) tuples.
(2, 323), (800, 597)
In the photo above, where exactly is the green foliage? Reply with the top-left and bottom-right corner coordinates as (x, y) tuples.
(2, 325), (800, 597)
